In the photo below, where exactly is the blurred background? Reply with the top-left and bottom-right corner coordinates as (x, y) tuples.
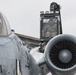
(0, 0), (76, 38)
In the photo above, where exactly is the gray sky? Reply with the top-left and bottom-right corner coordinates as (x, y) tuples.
(0, 0), (76, 38)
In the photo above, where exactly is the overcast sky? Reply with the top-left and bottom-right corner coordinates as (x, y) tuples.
(0, 0), (76, 38)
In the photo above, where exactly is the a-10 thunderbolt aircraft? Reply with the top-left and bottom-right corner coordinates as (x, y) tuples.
(0, 2), (76, 75)
(0, 12), (43, 75)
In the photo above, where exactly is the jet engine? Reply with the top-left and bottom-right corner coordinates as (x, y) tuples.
(44, 34), (76, 75)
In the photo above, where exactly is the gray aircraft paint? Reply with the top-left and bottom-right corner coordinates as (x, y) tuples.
(0, 12), (43, 75)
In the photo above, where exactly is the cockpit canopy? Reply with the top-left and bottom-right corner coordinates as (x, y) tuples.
(0, 12), (11, 36)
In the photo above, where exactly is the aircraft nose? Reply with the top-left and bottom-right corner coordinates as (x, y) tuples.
(0, 12), (11, 36)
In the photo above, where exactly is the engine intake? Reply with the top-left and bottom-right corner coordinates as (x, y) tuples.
(50, 40), (76, 69)
(44, 34), (76, 75)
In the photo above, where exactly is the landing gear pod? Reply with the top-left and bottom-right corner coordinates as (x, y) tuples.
(45, 34), (76, 75)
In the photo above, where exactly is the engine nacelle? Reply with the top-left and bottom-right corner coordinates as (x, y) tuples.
(44, 34), (76, 75)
